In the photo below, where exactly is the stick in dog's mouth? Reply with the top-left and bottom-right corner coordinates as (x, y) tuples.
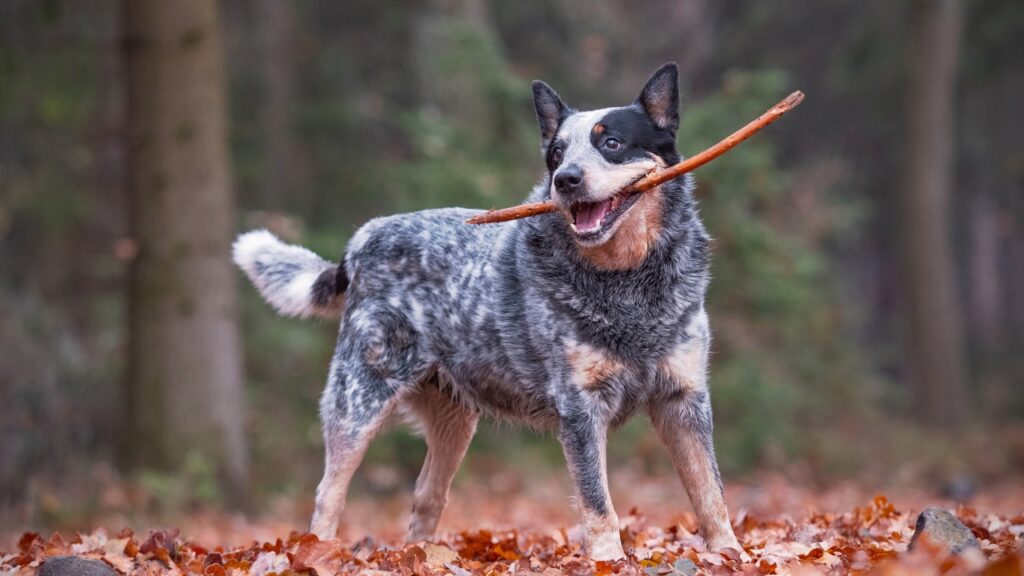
(465, 90), (805, 226)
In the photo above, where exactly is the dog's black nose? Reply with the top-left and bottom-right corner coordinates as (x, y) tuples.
(554, 165), (584, 196)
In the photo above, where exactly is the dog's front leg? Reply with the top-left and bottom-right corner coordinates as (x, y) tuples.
(558, 406), (624, 561)
(649, 392), (742, 553)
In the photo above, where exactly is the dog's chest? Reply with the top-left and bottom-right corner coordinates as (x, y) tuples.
(562, 307), (710, 407)
(526, 241), (706, 362)
(551, 279), (697, 362)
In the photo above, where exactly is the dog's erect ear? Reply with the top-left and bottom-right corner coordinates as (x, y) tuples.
(532, 80), (569, 145)
(636, 63), (679, 133)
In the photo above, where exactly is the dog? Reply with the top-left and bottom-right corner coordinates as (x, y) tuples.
(233, 63), (742, 560)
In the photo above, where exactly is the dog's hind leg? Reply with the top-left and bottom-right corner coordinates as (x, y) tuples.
(309, 377), (397, 540)
(310, 306), (429, 540)
(405, 383), (478, 542)
(309, 361), (412, 539)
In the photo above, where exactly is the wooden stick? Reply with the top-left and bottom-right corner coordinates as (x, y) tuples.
(466, 90), (805, 225)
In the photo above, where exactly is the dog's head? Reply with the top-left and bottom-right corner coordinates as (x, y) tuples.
(532, 63), (681, 256)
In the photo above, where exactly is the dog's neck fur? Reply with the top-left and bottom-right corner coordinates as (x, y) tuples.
(514, 174), (708, 361)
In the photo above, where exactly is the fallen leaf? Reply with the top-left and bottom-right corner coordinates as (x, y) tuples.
(423, 543), (458, 568)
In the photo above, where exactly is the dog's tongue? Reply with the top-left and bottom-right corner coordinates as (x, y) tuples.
(575, 199), (613, 232)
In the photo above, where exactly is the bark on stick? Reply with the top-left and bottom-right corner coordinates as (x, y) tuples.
(466, 91), (805, 225)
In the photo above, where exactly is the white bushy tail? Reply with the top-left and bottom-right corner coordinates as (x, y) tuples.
(232, 229), (346, 320)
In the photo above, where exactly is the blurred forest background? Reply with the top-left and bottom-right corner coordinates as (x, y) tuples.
(1, 0), (1022, 532)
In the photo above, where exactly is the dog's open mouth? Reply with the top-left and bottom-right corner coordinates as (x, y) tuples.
(569, 189), (643, 240)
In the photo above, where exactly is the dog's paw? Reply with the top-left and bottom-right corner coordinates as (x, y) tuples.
(707, 536), (749, 562)
(589, 531), (626, 561)
(309, 515), (340, 542)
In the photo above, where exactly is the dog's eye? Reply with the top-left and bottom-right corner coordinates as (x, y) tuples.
(603, 138), (621, 151)
(550, 145), (564, 166)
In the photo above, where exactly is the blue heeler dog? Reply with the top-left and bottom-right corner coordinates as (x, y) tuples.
(234, 63), (742, 560)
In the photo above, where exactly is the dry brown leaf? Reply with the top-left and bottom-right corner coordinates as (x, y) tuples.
(423, 543), (459, 568)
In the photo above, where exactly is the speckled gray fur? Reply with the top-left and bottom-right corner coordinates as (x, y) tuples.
(331, 174), (707, 425)
(234, 63), (739, 558)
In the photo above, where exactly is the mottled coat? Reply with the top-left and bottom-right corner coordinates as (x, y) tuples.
(234, 63), (741, 560)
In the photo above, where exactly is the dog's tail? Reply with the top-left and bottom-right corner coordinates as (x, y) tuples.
(232, 229), (347, 320)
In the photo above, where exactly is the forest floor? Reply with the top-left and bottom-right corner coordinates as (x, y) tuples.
(3, 471), (1023, 575)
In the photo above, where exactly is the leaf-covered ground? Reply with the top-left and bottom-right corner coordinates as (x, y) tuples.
(4, 475), (1023, 575)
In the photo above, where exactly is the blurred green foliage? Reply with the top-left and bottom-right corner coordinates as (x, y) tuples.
(683, 70), (869, 474)
(2, 0), (1022, 517)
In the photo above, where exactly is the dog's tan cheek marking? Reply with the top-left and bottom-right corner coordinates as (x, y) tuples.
(580, 187), (664, 271)
(565, 340), (621, 390)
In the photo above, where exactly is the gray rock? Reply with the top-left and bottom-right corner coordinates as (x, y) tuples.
(909, 507), (980, 554)
(38, 556), (117, 576)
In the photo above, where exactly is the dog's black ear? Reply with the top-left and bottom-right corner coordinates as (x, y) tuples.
(636, 63), (679, 133)
(532, 80), (569, 145)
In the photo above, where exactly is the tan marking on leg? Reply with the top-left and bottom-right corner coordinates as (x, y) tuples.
(580, 187), (665, 271)
(659, 310), (710, 393)
(565, 340), (622, 390)
(650, 401), (741, 554)
(676, 433), (738, 551)
(310, 418), (390, 540)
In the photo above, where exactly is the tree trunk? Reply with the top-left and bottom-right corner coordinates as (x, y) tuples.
(968, 193), (1003, 352)
(121, 0), (248, 503)
(900, 0), (967, 426)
